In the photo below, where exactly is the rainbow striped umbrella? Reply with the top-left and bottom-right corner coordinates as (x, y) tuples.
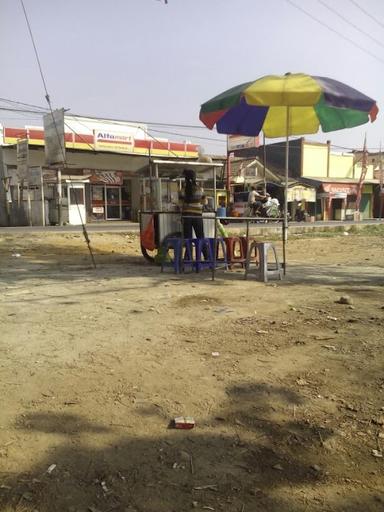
(199, 73), (378, 137)
(199, 73), (378, 248)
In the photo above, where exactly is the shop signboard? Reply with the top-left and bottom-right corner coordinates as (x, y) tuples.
(322, 183), (358, 195)
(16, 138), (29, 180)
(227, 135), (260, 151)
(287, 186), (316, 202)
(43, 109), (66, 165)
(89, 170), (123, 185)
(42, 168), (58, 183)
(28, 166), (43, 187)
(94, 130), (134, 153)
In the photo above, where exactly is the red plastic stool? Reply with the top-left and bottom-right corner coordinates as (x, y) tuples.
(224, 237), (246, 269)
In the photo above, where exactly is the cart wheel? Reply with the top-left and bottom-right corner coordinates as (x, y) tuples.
(141, 245), (157, 263)
(141, 232), (182, 265)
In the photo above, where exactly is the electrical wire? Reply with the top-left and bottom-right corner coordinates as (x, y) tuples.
(317, 0), (384, 49)
(347, 0), (384, 30)
(285, 0), (384, 64)
(19, 0), (96, 267)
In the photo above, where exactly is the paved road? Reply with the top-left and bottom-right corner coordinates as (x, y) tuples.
(0, 218), (383, 234)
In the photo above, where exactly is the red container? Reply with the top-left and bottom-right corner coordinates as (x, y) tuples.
(173, 416), (195, 429)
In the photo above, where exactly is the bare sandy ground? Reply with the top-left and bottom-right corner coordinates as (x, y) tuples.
(0, 229), (383, 512)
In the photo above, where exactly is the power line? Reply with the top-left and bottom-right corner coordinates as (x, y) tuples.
(0, 97), (216, 131)
(317, 0), (384, 49)
(348, 0), (384, 30)
(0, 97), (49, 111)
(19, 0), (96, 267)
(148, 127), (226, 143)
(285, 0), (384, 64)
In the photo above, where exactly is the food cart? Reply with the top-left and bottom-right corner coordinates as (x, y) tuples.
(139, 159), (225, 262)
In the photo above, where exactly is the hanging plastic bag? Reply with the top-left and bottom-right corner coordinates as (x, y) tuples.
(140, 216), (156, 250)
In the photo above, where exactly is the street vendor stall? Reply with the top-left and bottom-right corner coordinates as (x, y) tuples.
(139, 159), (224, 262)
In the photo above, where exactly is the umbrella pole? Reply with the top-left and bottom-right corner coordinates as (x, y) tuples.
(283, 106), (290, 274)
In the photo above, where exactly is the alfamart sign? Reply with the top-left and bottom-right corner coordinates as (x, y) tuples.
(1, 119), (199, 158)
(94, 130), (134, 153)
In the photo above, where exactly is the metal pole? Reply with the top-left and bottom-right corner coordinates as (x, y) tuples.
(226, 137), (231, 194)
(282, 216), (286, 275)
(40, 169), (45, 226)
(57, 167), (62, 226)
(379, 142), (383, 221)
(213, 166), (217, 210)
(263, 133), (267, 194)
(27, 184), (32, 226)
(284, 106), (290, 245)
(212, 212), (217, 281)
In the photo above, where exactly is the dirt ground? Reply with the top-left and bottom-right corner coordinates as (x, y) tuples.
(0, 227), (383, 512)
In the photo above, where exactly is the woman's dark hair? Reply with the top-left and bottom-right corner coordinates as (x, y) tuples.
(183, 169), (197, 202)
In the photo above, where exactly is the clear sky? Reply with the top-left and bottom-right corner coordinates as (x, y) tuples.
(0, 0), (383, 155)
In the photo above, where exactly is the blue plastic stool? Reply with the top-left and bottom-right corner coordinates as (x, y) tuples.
(160, 238), (197, 273)
(181, 238), (198, 273)
(194, 238), (214, 272)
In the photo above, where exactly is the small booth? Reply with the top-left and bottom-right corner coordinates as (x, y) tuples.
(139, 159), (224, 262)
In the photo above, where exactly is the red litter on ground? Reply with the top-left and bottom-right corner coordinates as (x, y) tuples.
(172, 416), (195, 429)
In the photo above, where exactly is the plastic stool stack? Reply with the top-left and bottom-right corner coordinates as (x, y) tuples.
(244, 241), (283, 282)
(161, 237), (227, 273)
(160, 237), (195, 273)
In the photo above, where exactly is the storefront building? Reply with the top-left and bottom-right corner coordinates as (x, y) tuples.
(0, 117), (199, 226)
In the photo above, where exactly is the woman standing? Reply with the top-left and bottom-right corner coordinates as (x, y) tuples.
(180, 169), (205, 239)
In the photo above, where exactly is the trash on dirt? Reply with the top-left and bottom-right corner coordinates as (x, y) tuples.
(171, 416), (195, 429)
(211, 351), (220, 357)
(11, 253), (21, 258)
(256, 329), (269, 334)
(272, 464), (283, 471)
(213, 307), (234, 314)
(193, 485), (218, 491)
(46, 463), (57, 474)
(326, 316), (338, 321)
(322, 344), (337, 351)
(311, 464), (321, 472)
(100, 480), (109, 493)
(372, 449), (383, 458)
(336, 295), (353, 305)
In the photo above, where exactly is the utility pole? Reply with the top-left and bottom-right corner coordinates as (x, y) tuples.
(379, 142), (383, 221)
(355, 134), (367, 220)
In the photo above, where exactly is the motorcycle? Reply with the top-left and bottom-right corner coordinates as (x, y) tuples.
(248, 196), (282, 221)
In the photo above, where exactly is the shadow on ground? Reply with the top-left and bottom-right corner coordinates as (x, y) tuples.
(0, 383), (382, 512)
